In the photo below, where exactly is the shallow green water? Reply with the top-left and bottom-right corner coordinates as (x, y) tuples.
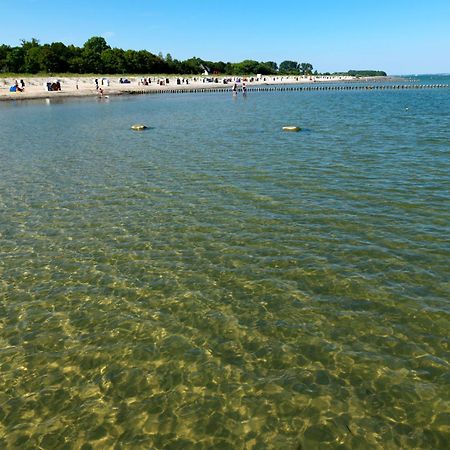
(0, 80), (449, 449)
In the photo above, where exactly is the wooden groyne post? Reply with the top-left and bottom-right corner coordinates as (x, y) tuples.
(126, 84), (449, 96)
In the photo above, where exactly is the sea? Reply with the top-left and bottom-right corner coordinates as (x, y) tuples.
(0, 75), (449, 449)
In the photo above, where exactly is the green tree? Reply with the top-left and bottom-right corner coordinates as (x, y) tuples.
(181, 57), (203, 74)
(299, 62), (313, 75)
(0, 36), (319, 77)
(122, 49), (162, 73)
(83, 36), (110, 54)
(136, 50), (158, 73)
(164, 53), (178, 72)
(205, 60), (227, 74)
(5, 47), (25, 72)
(82, 36), (110, 73)
(230, 60), (261, 75)
(101, 48), (126, 73)
(24, 46), (43, 73)
(123, 49), (162, 73)
(67, 45), (84, 73)
(347, 70), (386, 77)
(0, 44), (12, 72)
(36, 43), (71, 73)
(255, 61), (278, 75)
(279, 60), (299, 74)
(20, 39), (44, 73)
(51, 42), (70, 72)
(263, 61), (278, 73)
(20, 38), (40, 51)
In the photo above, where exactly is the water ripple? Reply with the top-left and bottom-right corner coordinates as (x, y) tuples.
(0, 81), (449, 448)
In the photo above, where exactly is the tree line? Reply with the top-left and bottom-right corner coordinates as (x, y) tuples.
(0, 37), (317, 76)
(347, 70), (387, 77)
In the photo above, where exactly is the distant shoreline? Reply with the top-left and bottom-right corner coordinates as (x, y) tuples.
(0, 74), (402, 102)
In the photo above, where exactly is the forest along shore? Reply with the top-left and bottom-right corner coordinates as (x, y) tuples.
(0, 74), (394, 101)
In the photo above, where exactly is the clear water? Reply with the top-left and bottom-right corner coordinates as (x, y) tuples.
(0, 76), (449, 449)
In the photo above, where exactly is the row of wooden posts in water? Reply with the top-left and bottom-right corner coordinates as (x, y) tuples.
(126, 84), (449, 95)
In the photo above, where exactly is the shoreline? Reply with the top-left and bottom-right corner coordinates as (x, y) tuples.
(0, 74), (401, 102)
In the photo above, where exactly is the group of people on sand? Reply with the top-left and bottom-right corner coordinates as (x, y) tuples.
(10, 79), (25, 92)
(46, 80), (61, 91)
(95, 78), (110, 89)
(139, 78), (152, 86)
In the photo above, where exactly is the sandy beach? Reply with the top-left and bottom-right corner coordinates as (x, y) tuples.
(0, 74), (363, 101)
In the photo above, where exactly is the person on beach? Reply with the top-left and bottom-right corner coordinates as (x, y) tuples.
(232, 83), (237, 95)
(95, 78), (99, 90)
(12, 80), (23, 92)
(242, 82), (247, 95)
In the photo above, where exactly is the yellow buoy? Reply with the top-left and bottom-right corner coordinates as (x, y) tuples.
(282, 126), (301, 132)
(131, 124), (147, 131)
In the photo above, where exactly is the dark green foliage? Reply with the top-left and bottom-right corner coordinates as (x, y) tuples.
(179, 57), (204, 74)
(299, 62), (313, 75)
(0, 44), (12, 72)
(261, 61), (279, 74)
(0, 36), (168, 75)
(230, 59), (261, 75)
(5, 46), (25, 72)
(83, 36), (110, 54)
(101, 48), (126, 74)
(82, 37), (110, 72)
(347, 70), (387, 77)
(279, 60), (299, 74)
(0, 36), (318, 76)
(23, 46), (42, 73)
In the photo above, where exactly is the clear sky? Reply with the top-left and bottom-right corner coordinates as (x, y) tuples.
(2, 0), (449, 75)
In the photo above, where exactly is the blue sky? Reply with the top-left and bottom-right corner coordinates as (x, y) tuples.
(2, 0), (449, 74)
